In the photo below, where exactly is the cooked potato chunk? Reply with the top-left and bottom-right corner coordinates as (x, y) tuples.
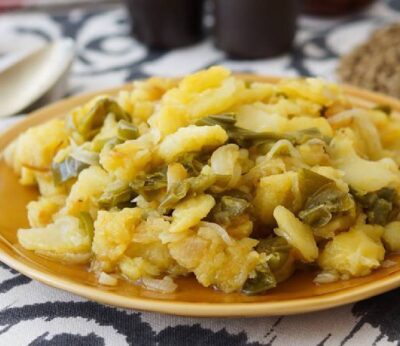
(235, 104), (288, 133)
(253, 172), (297, 225)
(18, 216), (91, 257)
(274, 206), (319, 262)
(27, 195), (66, 227)
(100, 138), (152, 181)
(5, 119), (68, 183)
(319, 224), (385, 277)
(158, 125), (228, 162)
(65, 166), (112, 217)
(329, 132), (400, 193)
(92, 208), (142, 268)
(286, 117), (333, 137)
(162, 66), (238, 120)
(383, 221), (400, 252)
(119, 256), (160, 281)
(170, 194), (215, 233)
(169, 226), (260, 293)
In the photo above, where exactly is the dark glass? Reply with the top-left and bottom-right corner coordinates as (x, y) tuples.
(214, 0), (298, 59)
(126, 0), (204, 49)
(302, 0), (376, 16)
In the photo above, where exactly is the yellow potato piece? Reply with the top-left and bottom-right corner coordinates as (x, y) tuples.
(9, 119), (68, 174)
(158, 125), (228, 162)
(169, 226), (260, 293)
(27, 195), (66, 228)
(253, 172), (297, 225)
(273, 206), (318, 262)
(92, 208), (142, 267)
(319, 225), (385, 277)
(383, 221), (400, 252)
(65, 166), (112, 217)
(100, 137), (153, 182)
(286, 116), (333, 137)
(170, 194), (216, 233)
(119, 256), (160, 282)
(329, 132), (400, 193)
(18, 216), (91, 255)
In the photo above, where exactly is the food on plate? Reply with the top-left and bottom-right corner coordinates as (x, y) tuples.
(4, 66), (400, 294)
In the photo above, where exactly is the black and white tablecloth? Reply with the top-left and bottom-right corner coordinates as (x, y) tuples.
(1, 1), (400, 345)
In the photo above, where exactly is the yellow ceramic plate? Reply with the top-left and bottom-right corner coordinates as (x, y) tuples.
(1, 75), (400, 317)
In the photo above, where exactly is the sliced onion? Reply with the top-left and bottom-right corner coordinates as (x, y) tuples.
(70, 146), (100, 166)
(98, 272), (118, 286)
(199, 221), (234, 245)
(141, 276), (177, 293)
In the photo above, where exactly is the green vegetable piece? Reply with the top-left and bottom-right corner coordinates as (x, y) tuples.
(196, 114), (290, 147)
(197, 115), (330, 148)
(242, 263), (277, 295)
(352, 187), (400, 225)
(78, 212), (94, 239)
(70, 147), (100, 166)
(117, 120), (139, 140)
(177, 152), (209, 176)
(91, 137), (120, 153)
(261, 237), (296, 283)
(76, 98), (130, 140)
(256, 236), (291, 255)
(297, 169), (354, 228)
(242, 236), (295, 295)
(299, 205), (333, 228)
(98, 181), (137, 209)
(51, 157), (89, 185)
(299, 181), (353, 228)
(195, 114), (237, 127)
(158, 174), (217, 214)
(291, 128), (331, 145)
(298, 168), (333, 201)
(130, 170), (168, 201)
(211, 196), (250, 225)
(158, 181), (191, 214)
(189, 174), (217, 193)
(256, 237), (293, 274)
(373, 104), (392, 115)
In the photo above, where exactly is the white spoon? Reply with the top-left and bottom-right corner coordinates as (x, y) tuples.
(0, 38), (75, 118)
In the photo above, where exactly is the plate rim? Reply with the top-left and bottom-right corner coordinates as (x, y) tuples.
(1, 74), (400, 317)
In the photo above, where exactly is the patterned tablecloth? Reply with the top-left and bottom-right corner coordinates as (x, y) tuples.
(1, 1), (400, 345)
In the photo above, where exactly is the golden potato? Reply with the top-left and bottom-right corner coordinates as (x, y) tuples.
(158, 125), (228, 162)
(383, 221), (400, 252)
(27, 195), (66, 227)
(100, 137), (152, 181)
(319, 224), (385, 277)
(7, 119), (68, 175)
(18, 216), (91, 257)
(168, 226), (260, 293)
(92, 208), (142, 268)
(274, 206), (319, 262)
(170, 194), (216, 233)
(253, 172), (297, 225)
(329, 131), (400, 193)
(65, 166), (112, 217)
(162, 66), (238, 120)
(235, 104), (288, 133)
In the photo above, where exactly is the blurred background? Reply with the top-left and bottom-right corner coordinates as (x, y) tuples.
(0, 0), (399, 99)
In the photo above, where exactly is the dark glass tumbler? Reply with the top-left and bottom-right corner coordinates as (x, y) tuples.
(302, 0), (376, 16)
(126, 0), (204, 49)
(214, 0), (298, 59)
